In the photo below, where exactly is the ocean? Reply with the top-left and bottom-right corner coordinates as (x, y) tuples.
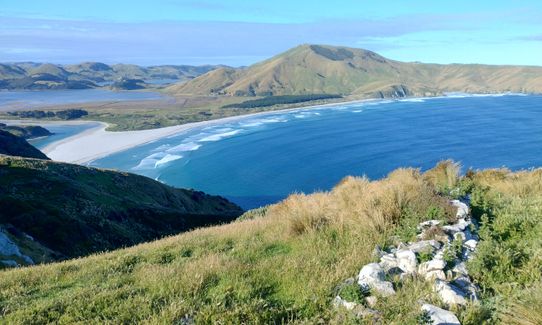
(88, 94), (542, 210)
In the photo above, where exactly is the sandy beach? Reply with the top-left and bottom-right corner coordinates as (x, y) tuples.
(39, 98), (377, 164)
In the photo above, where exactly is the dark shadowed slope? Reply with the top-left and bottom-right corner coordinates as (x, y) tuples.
(0, 130), (50, 159)
(0, 156), (243, 266)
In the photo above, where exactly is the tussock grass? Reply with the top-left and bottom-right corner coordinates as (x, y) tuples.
(0, 166), (449, 324)
(467, 167), (542, 324)
(1, 162), (541, 323)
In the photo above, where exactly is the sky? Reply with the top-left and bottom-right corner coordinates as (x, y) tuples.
(1, 0), (542, 66)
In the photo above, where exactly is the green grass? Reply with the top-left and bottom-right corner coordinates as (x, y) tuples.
(0, 162), (541, 323)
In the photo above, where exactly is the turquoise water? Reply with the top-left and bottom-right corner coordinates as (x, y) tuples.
(92, 95), (542, 209)
(29, 123), (100, 149)
(0, 89), (164, 109)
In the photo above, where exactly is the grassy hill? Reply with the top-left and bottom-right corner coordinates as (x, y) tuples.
(0, 123), (52, 139)
(0, 161), (539, 323)
(0, 130), (50, 160)
(169, 44), (542, 97)
(0, 62), (223, 90)
(0, 156), (243, 267)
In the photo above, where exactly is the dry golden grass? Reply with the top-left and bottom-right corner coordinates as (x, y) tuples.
(0, 166), (452, 324)
(2, 161), (540, 324)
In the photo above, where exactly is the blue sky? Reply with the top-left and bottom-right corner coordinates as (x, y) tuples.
(1, 0), (542, 66)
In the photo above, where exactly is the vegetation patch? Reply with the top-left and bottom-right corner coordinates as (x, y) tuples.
(221, 94), (342, 109)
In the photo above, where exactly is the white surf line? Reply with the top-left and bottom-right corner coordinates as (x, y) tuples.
(39, 92), (530, 165)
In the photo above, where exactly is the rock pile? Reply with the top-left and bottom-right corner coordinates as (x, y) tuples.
(333, 199), (479, 324)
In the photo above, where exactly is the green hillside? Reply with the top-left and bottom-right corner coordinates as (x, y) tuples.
(0, 123), (52, 139)
(0, 161), (539, 324)
(0, 130), (50, 159)
(169, 44), (542, 97)
(0, 62), (223, 90)
(0, 156), (243, 267)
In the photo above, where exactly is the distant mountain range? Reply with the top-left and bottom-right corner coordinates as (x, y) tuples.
(0, 62), (224, 90)
(168, 44), (542, 98)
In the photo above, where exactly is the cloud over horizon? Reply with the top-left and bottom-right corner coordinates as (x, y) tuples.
(1, 1), (541, 66)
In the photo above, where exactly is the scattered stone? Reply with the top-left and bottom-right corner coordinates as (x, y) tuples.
(464, 239), (478, 251)
(418, 220), (441, 231)
(443, 218), (471, 234)
(451, 200), (469, 219)
(425, 270), (446, 281)
(421, 303), (460, 325)
(452, 262), (469, 276)
(333, 295), (358, 310)
(433, 279), (467, 306)
(396, 249), (417, 274)
(387, 266), (404, 277)
(418, 258), (446, 275)
(379, 254), (399, 272)
(406, 240), (441, 254)
(358, 263), (395, 297)
(452, 276), (479, 301)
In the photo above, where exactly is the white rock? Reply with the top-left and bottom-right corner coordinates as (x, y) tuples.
(396, 249), (417, 274)
(451, 200), (469, 219)
(433, 279), (467, 305)
(407, 240), (442, 254)
(464, 239), (478, 251)
(418, 220), (441, 230)
(424, 270), (447, 281)
(453, 276), (479, 301)
(434, 249), (445, 260)
(421, 303), (461, 325)
(333, 295), (358, 310)
(379, 254), (399, 272)
(419, 258), (446, 275)
(452, 262), (469, 276)
(443, 220), (470, 234)
(358, 263), (396, 297)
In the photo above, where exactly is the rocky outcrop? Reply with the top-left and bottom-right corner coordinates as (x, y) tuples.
(357, 263), (396, 297)
(333, 198), (481, 322)
(421, 304), (461, 325)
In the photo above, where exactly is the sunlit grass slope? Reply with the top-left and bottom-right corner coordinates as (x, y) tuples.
(0, 162), (541, 324)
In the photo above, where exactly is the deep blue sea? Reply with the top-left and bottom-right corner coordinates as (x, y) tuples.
(90, 94), (542, 209)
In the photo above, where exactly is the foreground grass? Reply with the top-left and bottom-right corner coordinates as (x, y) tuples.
(0, 162), (541, 324)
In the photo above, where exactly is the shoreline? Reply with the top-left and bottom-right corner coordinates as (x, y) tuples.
(38, 97), (383, 164)
(16, 92), (530, 164)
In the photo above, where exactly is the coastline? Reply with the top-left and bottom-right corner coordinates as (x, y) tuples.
(38, 97), (383, 164)
(24, 93), (529, 164)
